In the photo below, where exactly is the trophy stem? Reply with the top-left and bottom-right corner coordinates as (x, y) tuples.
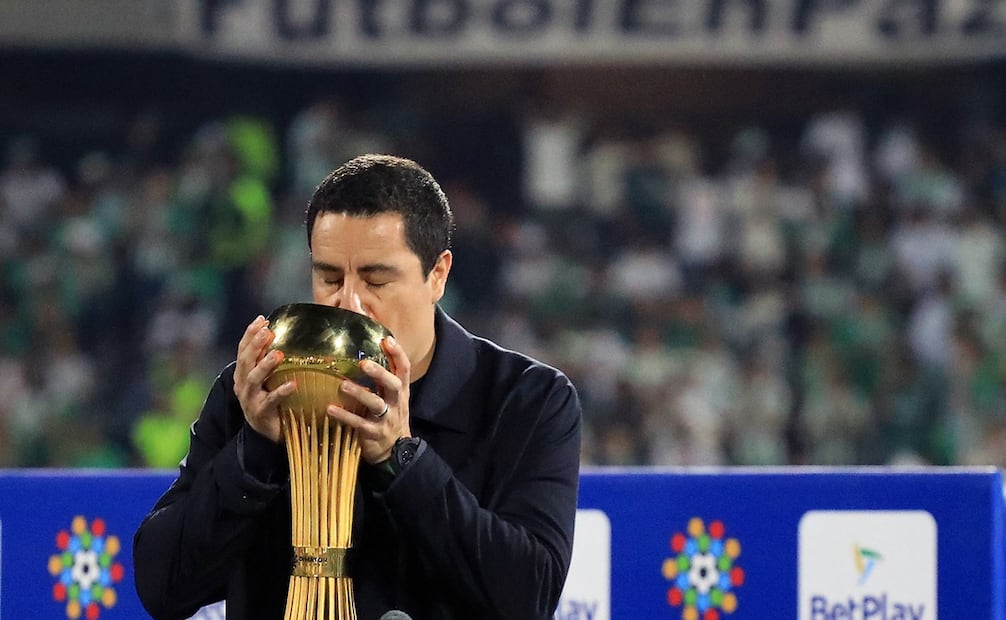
(283, 403), (360, 620)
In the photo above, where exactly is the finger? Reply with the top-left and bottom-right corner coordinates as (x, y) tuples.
(258, 327), (276, 363)
(359, 360), (403, 407)
(381, 336), (411, 385)
(360, 350), (402, 394)
(340, 379), (386, 413)
(249, 327), (276, 367)
(327, 404), (380, 438)
(238, 315), (267, 351)
(263, 379), (297, 407)
(248, 349), (286, 390)
(237, 316), (268, 358)
(236, 319), (271, 378)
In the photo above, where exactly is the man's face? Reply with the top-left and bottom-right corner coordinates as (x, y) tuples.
(309, 211), (451, 379)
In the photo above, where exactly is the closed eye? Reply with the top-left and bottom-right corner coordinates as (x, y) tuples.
(312, 261), (400, 289)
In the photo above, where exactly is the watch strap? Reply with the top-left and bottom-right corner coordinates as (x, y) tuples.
(374, 457), (396, 477)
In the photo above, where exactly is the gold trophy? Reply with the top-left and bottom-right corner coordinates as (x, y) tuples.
(264, 303), (393, 620)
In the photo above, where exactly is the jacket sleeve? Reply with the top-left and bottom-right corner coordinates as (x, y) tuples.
(383, 367), (582, 619)
(132, 364), (288, 619)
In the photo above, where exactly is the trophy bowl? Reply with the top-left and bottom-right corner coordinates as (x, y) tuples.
(263, 303), (393, 620)
(264, 302), (393, 410)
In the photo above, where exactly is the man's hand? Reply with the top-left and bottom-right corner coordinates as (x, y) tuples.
(233, 315), (297, 443)
(327, 336), (412, 464)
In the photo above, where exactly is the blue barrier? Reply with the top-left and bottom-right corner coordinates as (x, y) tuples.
(564, 467), (1006, 619)
(1, 468), (1003, 619)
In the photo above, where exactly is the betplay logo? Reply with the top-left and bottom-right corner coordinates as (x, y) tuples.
(798, 511), (937, 620)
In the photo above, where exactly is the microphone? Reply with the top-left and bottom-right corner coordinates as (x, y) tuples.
(379, 612), (412, 620)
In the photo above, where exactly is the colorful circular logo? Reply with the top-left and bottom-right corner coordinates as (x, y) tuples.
(48, 516), (125, 620)
(662, 517), (744, 620)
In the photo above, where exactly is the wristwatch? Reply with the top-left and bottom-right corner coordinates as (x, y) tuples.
(391, 436), (422, 475)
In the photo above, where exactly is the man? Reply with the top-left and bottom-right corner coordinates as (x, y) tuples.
(133, 154), (582, 619)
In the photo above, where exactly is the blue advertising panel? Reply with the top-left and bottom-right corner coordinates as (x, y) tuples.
(2, 468), (1004, 619)
(570, 467), (1006, 619)
(0, 470), (169, 620)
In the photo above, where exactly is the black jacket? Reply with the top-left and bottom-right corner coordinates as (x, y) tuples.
(133, 308), (582, 619)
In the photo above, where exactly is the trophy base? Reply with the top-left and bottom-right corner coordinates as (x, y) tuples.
(285, 575), (356, 620)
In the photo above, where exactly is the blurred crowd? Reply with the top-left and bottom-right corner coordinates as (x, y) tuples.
(2, 78), (1006, 470)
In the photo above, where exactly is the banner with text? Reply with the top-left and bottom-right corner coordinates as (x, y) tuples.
(2, 0), (1005, 66)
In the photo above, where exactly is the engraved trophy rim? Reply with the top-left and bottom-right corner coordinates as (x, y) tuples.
(266, 302), (393, 379)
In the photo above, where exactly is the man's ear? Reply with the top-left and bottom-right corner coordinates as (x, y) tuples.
(429, 250), (453, 303)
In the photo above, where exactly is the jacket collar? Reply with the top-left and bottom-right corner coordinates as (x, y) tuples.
(408, 306), (477, 433)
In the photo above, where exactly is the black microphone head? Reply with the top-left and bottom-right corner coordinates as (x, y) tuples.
(379, 611), (413, 620)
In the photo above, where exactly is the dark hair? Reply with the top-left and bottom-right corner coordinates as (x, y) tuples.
(306, 154), (454, 275)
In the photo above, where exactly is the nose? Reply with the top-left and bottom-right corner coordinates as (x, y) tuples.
(332, 280), (365, 315)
